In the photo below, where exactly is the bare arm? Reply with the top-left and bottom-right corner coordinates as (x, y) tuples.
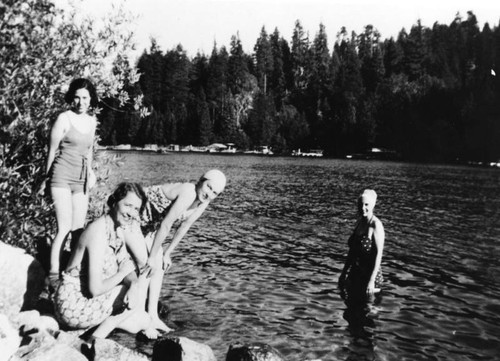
(85, 219), (135, 297)
(45, 113), (69, 176)
(367, 217), (385, 294)
(164, 203), (206, 259)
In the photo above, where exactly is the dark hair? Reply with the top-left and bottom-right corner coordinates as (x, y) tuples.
(64, 78), (99, 108)
(107, 182), (148, 214)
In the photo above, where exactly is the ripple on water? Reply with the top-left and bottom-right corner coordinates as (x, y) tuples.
(103, 153), (500, 361)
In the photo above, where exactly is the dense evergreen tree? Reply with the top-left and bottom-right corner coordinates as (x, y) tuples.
(254, 27), (274, 94)
(97, 11), (500, 163)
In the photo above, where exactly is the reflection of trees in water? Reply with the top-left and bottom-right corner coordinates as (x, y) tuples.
(341, 289), (383, 361)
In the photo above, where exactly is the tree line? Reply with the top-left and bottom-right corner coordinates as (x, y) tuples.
(99, 11), (500, 162)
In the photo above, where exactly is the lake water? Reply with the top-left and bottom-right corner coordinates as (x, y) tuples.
(100, 151), (500, 361)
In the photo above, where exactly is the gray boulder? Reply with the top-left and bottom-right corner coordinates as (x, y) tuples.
(0, 242), (45, 319)
(11, 341), (87, 361)
(87, 337), (150, 361)
(0, 314), (21, 361)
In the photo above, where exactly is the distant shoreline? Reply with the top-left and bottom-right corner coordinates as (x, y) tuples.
(97, 146), (500, 169)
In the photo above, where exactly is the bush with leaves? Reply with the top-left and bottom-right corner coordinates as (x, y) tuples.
(0, 0), (146, 259)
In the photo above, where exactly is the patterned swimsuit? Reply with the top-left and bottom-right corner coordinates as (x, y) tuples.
(141, 185), (173, 239)
(346, 229), (383, 290)
(54, 216), (134, 329)
(140, 185), (195, 242)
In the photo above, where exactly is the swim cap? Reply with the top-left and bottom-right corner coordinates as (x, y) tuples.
(201, 169), (227, 192)
(360, 189), (377, 204)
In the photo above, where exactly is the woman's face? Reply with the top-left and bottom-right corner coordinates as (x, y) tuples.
(358, 195), (375, 218)
(197, 179), (223, 203)
(114, 191), (142, 227)
(72, 88), (91, 114)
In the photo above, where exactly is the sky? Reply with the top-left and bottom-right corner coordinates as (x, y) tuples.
(56, 0), (500, 59)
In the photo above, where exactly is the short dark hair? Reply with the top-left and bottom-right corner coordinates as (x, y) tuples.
(107, 182), (148, 214)
(64, 78), (99, 108)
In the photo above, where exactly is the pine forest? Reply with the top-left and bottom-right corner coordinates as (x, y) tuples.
(98, 12), (500, 163)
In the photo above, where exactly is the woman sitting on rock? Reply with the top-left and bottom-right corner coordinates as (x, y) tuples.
(54, 182), (156, 338)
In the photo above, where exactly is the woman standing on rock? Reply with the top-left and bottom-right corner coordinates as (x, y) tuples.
(124, 169), (227, 337)
(39, 78), (98, 289)
(54, 182), (155, 338)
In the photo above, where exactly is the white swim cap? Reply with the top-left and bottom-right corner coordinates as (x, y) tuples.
(201, 169), (227, 192)
(360, 189), (377, 204)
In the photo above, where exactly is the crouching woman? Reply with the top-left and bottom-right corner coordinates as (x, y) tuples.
(54, 182), (153, 338)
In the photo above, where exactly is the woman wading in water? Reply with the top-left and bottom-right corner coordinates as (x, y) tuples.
(338, 189), (385, 302)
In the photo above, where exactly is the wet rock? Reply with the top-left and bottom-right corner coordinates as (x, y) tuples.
(0, 242), (45, 319)
(53, 330), (86, 352)
(226, 343), (285, 361)
(12, 309), (59, 336)
(13, 329), (56, 360)
(153, 336), (216, 361)
(89, 337), (149, 361)
(0, 314), (21, 361)
(12, 341), (87, 361)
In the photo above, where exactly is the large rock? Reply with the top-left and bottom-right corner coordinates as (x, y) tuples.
(12, 310), (59, 335)
(0, 314), (21, 361)
(88, 338), (149, 361)
(0, 242), (46, 319)
(11, 341), (87, 361)
(153, 336), (216, 361)
(226, 343), (285, 361)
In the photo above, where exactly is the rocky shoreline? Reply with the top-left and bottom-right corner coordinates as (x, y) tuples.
(0, 242), (322, 361)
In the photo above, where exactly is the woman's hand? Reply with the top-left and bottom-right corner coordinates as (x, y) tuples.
(366, 280), (376, 296)
(119, 259), (136, 279)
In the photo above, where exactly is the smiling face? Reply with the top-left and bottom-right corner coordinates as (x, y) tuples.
(72, 88), (91, 114)
(358, 194), (376, 219)
(196, 178), (224, 203)
(113, 191), (142, 227)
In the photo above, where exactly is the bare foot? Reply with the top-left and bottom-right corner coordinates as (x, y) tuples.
(141, 327), (160, 340)
(151, 317), (173, 333)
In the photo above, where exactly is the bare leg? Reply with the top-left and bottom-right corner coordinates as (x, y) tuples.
(92, 308), (152, 338)
(147, 250), (172, 332)
(92, 280), (155, 339)
(71, 191), (88, 231)
(125, 231), (172, 333)
(50, 187), (73, 276)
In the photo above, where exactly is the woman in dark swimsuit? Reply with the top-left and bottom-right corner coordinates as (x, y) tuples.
(338, 189), (385, 300)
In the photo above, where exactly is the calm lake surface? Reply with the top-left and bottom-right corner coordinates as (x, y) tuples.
(101, 151), (500, 361)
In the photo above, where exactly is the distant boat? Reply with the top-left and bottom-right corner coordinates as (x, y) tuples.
(244, 145), (273, 155)
(219, 143), (237, 153)
(207, 143), (228, 153)
(292, 149), (323, 157)
(346, 147), (401, 160)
